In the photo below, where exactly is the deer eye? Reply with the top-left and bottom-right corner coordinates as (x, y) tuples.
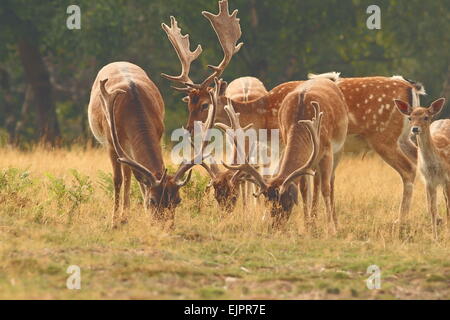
(424, 116), (429, 121)
(201, 103), (209, 111)
(407, 117), (411, 121)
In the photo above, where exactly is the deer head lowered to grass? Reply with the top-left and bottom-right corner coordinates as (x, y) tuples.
(394, 98), (450, 239)
(88, 62), (213, 227)
(206, 83), (256, 212)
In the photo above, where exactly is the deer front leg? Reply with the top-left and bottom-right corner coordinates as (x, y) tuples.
(330, 150), (343, 228)
(109, 149), (123, 228)
(426, 183), (438, 240)
(367, 139), (416, 225)
(311, 171), (321, 219)
(121, 165), (132, 224)
(299, 176), (312, 229)
(319, 154), (337, 236)
(240, 182), (247, 208)
(444, 183), (450, 230)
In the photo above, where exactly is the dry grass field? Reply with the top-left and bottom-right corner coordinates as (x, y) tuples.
(0, 146), (449, 299)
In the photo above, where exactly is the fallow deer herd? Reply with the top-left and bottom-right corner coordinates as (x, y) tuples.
(88, 0), (449, 239)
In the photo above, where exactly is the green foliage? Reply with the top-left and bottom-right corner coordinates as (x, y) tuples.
(0, 0), (449, 145)
(0, 168), (33, 196)
(46, 169), (94, 218)
(181, 171), (210, 216)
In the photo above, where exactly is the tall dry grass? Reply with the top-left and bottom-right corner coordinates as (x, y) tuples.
(0, 146), (449, 299)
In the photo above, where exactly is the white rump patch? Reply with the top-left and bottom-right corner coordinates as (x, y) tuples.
(391, 75), (406, 81)
(308, 71), (341, 82)
(392, 74), (426, 95)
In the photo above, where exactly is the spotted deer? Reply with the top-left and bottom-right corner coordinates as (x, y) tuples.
(224, 78), (349, 232)
(394, 98), (450, 239)
(308, 73), (426, 224)
(88, 62), (209, 227)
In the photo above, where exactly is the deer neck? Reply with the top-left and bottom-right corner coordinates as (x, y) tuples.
(273, 125), (312, 182)
(416, 128), (441, 170)
(128, 119), (165, 178)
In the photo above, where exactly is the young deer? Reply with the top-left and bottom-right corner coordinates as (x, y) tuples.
(88, 62), (209, 227)
(394, 98), (449, 239)
(225, 78), (349, 232)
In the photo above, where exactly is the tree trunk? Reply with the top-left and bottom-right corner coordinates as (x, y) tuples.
(17, 38), (60, 145)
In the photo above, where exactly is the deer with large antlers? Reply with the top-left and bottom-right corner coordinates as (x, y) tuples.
(225, 78), (349, 231)
(394, 98), (450, 239)
(161, 0), (278, 135)
(88, 62), (211, 227)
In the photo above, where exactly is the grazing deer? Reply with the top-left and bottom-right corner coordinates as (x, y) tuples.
(309, 73), (426, 224)
(88, 62), (207, 227)
(224, 78), (349, 232)
(209, 86), (257, 211)
(394, 98), (449, 239)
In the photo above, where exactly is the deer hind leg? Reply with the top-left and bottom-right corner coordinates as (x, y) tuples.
(426, 183), (438, 240)
(121, 165), (132, 224)
(318, 153), (337, 236)
(368, 139), (416, 225)
(109, 148), (123, 228)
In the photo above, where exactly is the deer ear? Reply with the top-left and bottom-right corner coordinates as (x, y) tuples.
(182, 96), (189, 103)
(429, 98), (446, 116)
(394, 99), (412, 116)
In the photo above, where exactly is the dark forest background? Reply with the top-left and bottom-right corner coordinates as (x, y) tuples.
(0, 0), (449, 146)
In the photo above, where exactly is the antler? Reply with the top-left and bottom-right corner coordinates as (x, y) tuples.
(173, 78), (222, 184)
(197, 0), (243, 89)
(161, 16), (203, 92)
(279, 102), (323, 193)
(216, 94), (263, 188)
(99, 79), (166, 187)
(215, 98), (253, 164)
(162, 0), (242, 92)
